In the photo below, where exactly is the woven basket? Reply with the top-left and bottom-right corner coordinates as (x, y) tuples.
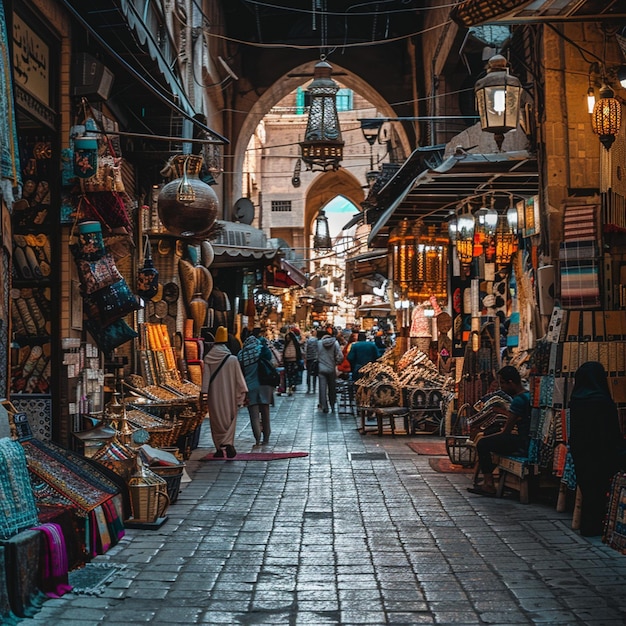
(150, 464), (185, 504)
(445, 436), (477, 468)
(127, 467), (170, 522)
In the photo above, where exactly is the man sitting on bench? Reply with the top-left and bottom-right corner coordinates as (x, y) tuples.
(468, 365), (531, 497)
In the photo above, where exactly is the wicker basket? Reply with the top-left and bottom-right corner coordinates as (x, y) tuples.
(445, 436), (477, 468)
(150, 463), (185, 504)
(127, 466), (170, 522)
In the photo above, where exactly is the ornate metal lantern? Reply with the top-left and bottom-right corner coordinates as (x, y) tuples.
(389, 219), (418, 290)
(313, 209), (332, 250)
(475, 55), (522, 151)
(592, 83), (622, 150)
(300, 59), (344, 171)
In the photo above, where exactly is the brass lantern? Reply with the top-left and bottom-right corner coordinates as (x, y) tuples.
(592, 83), (622, 150)
(475, 55), (522, 151)
(494, 215), (519, 266)
(300, 59), (344, 171)
(389, 219), (417, 290)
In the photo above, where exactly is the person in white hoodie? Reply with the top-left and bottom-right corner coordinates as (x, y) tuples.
(316, 329), (344, 413)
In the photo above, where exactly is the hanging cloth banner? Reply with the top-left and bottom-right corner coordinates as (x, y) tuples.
(0, 0), (22, 203)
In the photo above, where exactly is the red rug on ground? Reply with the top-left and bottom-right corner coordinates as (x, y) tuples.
(200, 451), (309, 461)
(407, 441), (447, 456)
(428, 457), (475, 473)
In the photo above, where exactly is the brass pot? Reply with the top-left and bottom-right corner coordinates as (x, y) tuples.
(157, 155), (219, 238)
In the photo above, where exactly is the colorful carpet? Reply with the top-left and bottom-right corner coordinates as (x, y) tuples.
(407, 441), (447, 456)
(201, 451), (309, 462)
(428, 457), (475, 474)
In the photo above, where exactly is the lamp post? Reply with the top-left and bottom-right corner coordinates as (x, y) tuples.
(300, 58), (344, 172)
(474, 54), (522, 151)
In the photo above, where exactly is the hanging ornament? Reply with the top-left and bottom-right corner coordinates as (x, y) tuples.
(136, 235), (159, 301)
(157, 154), (219, 238)
(73, 135), (99, 179)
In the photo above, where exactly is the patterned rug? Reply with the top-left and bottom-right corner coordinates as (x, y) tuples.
(407, 441), (447, 456)
(428, 457), (475, 474)
(68, 563), (126, 595)
(200, 452), (309, 462)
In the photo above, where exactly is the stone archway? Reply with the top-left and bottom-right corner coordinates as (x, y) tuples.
(229, 61), (411, 208)
(303, 168), (364, 245)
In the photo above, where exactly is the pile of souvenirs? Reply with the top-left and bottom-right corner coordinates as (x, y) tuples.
(354, 346), (455, 429)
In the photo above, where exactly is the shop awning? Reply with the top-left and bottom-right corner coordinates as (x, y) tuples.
(450, 0), (623, 26)
(210, 245), (279, 267)
(345, 250), (389, 297)
(356, 302), (393, 318)
(280, 259), (308, 288)
(368, 149), (538, 247)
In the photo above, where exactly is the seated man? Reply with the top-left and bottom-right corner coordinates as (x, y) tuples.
(468, 365), (531, 497)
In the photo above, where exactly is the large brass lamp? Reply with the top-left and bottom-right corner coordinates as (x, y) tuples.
(475, 55), (522, 151)
(389, 219), (417, 291)
(300, 59), (344, 171)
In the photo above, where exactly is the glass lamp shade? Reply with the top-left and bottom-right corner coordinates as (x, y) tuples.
(506, 205), (518, 232)
(446, 212), (458, 242)
(300, 60), (344, 171)
(592, 84), (622, 150)
(475, 55), (522, 150)
(455, 212), (475, 265)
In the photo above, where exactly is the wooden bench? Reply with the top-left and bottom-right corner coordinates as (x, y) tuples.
(494, 455), (536, 504)
(373, 407), (410, 436)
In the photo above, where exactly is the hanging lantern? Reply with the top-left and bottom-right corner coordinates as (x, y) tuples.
(201, 141), (223, 180)
(300, 58), (344, 172)
(494, 215), (519, 266)
(592, 83), (622, 150)
(411, 226), (448, 301)
(313, 209), (332, 250)
(474, 55), (522, 151)
(136, 236), (159, 301)
(446, 211), (458, 242)
(389, 219), (417, 290)
(455, 209), (475, 265)
(157, 154), (219, 238)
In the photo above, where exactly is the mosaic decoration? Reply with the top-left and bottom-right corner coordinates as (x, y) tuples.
(10, 396), (51, 440)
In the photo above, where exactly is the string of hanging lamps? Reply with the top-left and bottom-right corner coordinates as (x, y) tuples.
(446, 192), (521, 267)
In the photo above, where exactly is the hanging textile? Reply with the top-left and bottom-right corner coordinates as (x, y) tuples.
(0, 0), (21, 203)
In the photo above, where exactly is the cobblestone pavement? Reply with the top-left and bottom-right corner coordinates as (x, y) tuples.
(31, 389), (626, 625)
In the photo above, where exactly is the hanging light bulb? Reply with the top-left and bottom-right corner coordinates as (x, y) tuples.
(446, 210), (458, 242)
(587, 87), (596, 115)
(506, 204), (519, 233)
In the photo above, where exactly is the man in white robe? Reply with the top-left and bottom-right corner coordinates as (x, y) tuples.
(200, 326), (248, 458)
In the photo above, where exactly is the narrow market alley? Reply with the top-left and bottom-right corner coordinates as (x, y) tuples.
(31, 389), (626, 626)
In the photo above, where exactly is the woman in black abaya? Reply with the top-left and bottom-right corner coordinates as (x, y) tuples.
(569, 361), (625, 536)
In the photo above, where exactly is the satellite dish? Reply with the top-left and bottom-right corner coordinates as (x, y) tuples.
(233, 197), (254, 224)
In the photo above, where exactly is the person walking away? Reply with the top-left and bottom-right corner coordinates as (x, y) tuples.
(304, 330), (319, 394)
(468, 365), (531, 497)
(569, 361), (626, 536)
(200, 326), (248, 458)
(348, 332), (380, 381)
(238, 330), (274, 447)
(282, 328), (303, 396)
(317, 329), (344, 413)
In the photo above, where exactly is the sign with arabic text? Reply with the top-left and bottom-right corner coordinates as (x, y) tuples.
(13, 14), (49, 106)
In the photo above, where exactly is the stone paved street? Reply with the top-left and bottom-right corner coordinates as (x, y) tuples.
(31, 389), (626, 625)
